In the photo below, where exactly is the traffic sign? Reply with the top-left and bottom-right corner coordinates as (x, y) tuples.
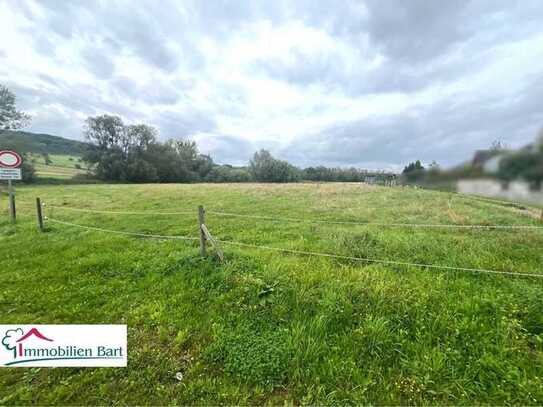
(0, 151), (22, 168)
(0, 168), (22, 180)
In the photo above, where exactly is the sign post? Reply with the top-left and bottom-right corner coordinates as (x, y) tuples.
(8, 180), (16, 224)
(0, 151), (23, 224)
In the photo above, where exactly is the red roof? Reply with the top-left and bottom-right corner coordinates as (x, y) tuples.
(16, 328), (53, 343)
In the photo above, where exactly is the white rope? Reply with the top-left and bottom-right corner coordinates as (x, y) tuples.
(45, 205), (194, 216)
(44, 218), (542, 278)
(217, 239), (543, 279)
(206, 210), (543, 230)
(46, 218), (199, 241)
(44, 203), (543, 230)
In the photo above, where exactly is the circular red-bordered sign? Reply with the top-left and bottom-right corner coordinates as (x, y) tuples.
(0, 150), (22, 168)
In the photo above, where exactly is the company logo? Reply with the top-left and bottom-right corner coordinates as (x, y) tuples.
(0, 325), (127, 367)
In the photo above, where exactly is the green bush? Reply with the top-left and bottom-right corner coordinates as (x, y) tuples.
(498, 152), (543, 187)
(21, 154), (36, 183)
(249, 149), (300, 182)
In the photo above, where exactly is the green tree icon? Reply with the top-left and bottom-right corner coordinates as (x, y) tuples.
(2, 328), (24, 358)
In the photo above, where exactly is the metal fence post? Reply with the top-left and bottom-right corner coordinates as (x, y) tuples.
(8, 180), (16, 224)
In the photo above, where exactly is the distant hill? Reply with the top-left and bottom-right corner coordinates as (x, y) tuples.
(0, 130), (89, 155)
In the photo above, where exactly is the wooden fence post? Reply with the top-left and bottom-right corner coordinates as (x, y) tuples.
(198, 205), (206, 257)
(201, 224), (224, 262)
(8, 180), (16, 224)
(36, 197), (44, 232)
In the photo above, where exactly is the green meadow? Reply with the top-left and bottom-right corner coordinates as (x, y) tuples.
(32, 154), (88, 180)
(0, 183), (542, 405)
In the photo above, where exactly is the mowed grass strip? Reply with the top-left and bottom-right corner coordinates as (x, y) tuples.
(0, 183), (542, 405)
(32, 154), (89, 180)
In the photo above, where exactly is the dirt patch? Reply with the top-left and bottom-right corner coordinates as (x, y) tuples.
(510, 205), (543, 220)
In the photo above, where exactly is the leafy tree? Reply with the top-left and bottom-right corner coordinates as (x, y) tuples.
(83, 115), (163, 181)
(401, 160), (425, 183)
(0, 86), (36, 182)
(174, 140), (199, 163)
(0, 85), (30, 130)
(250, 149), (273, 181)
(125, 124), (157, 152)
(193, 154), (214, 180)
(249, 149), (300, 182)
(498, 152), (543, 188)
(84, 114), (125, 151)
(20, 154), (36, 182)
(143, 141), (192, 182)
(205, 165), (251, 182)
(80, 114), (408, 185)
(402, 160), (425, 174)
(125, 158), (158, 182)
(43, 152), (52, 165)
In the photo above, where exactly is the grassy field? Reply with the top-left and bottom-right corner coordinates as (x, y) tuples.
(31, 154), (88, 180)
(1, 183), (542, 405)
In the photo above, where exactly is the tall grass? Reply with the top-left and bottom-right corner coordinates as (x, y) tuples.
(0, 183), (542, 404)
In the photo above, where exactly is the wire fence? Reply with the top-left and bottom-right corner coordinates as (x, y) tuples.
(206, 210), (543, 230)
(42, 199), (543, 280)
(44, 204), (543, 230)
(47, 218), (199, 241)
(45, 216), (543, 279)
(46, 204), (194, 216)
(216, 239), (543, 279)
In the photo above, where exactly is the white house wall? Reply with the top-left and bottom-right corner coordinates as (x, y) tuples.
(457, 179), (543, 204)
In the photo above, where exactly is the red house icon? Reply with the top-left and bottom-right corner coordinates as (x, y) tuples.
(16, 328), (53, 357)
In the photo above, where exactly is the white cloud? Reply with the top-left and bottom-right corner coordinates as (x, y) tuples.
(1, 0), (542, 169)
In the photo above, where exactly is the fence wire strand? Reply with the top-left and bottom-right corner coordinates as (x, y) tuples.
(44, 204), (543, 230)
(46, 218), (199, 241)
(45, 204), (194, 216)
(45, 217), (543, 279)
(216, 239), (543, 279)
(206, 210), (543, 230)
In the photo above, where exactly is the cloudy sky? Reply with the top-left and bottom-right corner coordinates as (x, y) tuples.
(1, 1), (542, 170)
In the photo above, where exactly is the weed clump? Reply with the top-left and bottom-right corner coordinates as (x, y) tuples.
(204, 324), (290, 387)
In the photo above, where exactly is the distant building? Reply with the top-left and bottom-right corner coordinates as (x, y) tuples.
(471, 134), (543, 175)
(459, 133), (543, 203)
(457, 179), (543, 204)
(471, 149), (507, 174)
(482, 155), (503, 174)
(363, 174), (397, 186)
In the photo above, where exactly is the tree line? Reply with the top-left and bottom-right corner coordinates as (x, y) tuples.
(3, 83), (542, 187)
(82, 114), (396, 184)
(0, 83), (401, 184)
